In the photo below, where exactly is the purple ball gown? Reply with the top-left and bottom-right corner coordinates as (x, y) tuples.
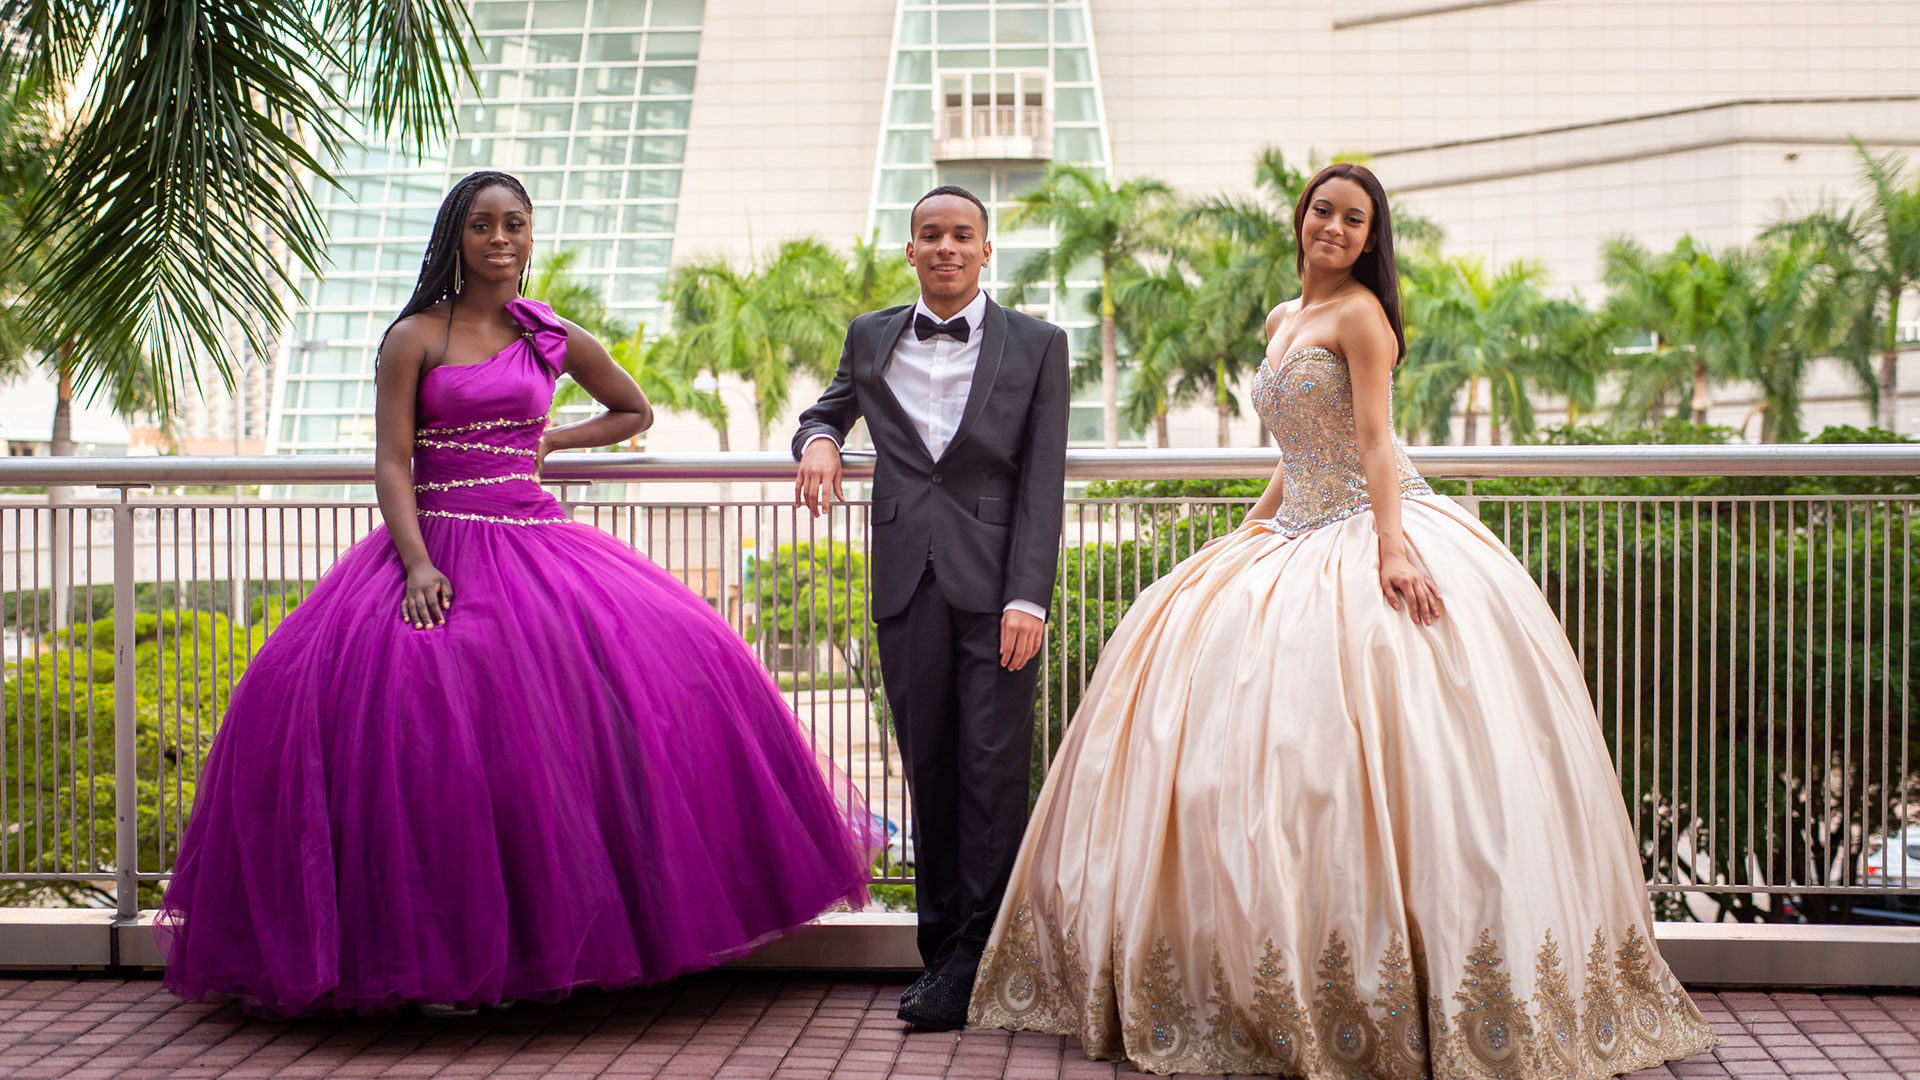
(157, 298), (875, 1016)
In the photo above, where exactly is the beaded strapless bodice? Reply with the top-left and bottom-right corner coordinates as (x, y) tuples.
(1250, 345), (1430, 537)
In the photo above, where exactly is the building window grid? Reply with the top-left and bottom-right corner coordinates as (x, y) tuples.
(269, 0), (701, 454)
(870, 0), (1128, 443)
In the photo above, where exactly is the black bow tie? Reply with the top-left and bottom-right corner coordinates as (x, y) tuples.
(914, 312), (971, 343)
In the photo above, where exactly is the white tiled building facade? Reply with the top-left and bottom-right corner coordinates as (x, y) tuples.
(261, 0), (1920, 457)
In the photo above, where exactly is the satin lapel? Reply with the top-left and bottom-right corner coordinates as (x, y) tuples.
(866, 307), (930, 463)
(938, 298), (1006, 463)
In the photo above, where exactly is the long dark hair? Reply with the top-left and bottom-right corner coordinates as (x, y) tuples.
(1292, 163), (1406, 363)
(380, 170), (533, 349)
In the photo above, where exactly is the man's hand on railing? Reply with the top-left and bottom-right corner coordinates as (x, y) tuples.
(795, 440), (845, 517)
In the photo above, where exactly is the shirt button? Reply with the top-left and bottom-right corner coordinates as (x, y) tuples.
(931, 473), (943, 484)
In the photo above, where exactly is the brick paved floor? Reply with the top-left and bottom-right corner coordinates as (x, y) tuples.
(0, 975), (1915, 1079)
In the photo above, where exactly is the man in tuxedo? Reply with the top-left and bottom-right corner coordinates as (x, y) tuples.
(792, 186), (1069, 1029)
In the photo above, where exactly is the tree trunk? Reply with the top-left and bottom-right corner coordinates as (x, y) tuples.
(1101, 264), (1118, 449)
(1462, 378), (1479, 446)
(1215, 358), (1232, 447)
(1691, 362), (1710, 426)
(1153, 410), (1169, 449)
(1489, 389), (1502, 446)
(1880, 348), (1899, 433)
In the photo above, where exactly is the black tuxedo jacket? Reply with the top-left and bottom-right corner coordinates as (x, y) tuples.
(792, 297), (1069, 622)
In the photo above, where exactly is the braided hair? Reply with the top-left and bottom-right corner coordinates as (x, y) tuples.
(379, 170), (534, 350)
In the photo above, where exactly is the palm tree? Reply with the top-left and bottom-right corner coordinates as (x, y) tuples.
(2, 0), (471, 428)
(1397, 251), (1598, 445)
(552, 323), (723, 436)
(1599, 236), (1747, 428)
(527, 248), (630, 342)
(664, 238), (850, 451)
(1004, 164), (1174, 448)
(1769, 139), (1920, 432)
(1114, 232), (1264, 447)
(845, 231), (918, 313)
(1729, 233), (1874, 442)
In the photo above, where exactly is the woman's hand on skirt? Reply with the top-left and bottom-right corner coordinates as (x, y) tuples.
(402, 563), (454, 629)
(1379, 551), (1442, 625)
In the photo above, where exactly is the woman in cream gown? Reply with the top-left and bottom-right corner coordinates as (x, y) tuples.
(968, 164), (1717, 1079)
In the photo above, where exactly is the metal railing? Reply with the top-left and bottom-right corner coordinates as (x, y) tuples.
(3, 446), (1918, 924)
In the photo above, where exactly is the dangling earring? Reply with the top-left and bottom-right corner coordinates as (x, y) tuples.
(453, 257), (464, 295)
(518, 257), (529, 297)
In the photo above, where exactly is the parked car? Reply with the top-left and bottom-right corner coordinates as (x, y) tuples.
(1863, 825), (1920, 887)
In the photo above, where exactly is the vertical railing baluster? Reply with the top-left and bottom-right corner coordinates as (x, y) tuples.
(112, 490), (138, 919)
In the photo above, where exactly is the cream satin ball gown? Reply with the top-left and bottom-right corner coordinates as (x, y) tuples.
(969, 345), (1716, 1079)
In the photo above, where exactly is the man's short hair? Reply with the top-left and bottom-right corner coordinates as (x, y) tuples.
(910, 185), (990, 232)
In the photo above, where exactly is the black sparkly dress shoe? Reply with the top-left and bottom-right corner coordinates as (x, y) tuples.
(898, 968), (935, 1009)
(896, 972), (971, 1030)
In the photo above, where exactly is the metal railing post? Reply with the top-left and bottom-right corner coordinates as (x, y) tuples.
(112, 487), (140, 919)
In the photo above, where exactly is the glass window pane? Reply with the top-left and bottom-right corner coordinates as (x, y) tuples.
(874, 208), (910, 245)
(580, 101), (637, 131)
(608, 273), (665, 303)
(878, 168), (931, 203)
(566, 170), (627, 202)
(476, 35), (525, 64)
(893, 50), (931, 84)
(570, 241), (617, 268)
(883, 129), (930, 164)
(570, 134), (630, 166)
(563, 205), (622, 234)
(1055, 86), (1096, 123)
(518, 102), (572, 132)
(457, 103), (512, 133)
(995, 47), (1046, 68)
(523, 171), (565, 201)
(650, 0), (703, 26)
(617, 239), (673, 267)
(995, 8), (1046, 43)
(530, 0), (585, 28)
(475, 2), (527, 30)
(639, 99), (691, 129)
(889, 89), (931, 124)
(936, 48), (988, 68)
(627, 169), (681, 197)
(588, 31), (642, 61)
(528, 33), (583, 62)
(298, 416), (340, 442)
(937, 165), (991, 193)
(590, 0), (647, 26)
(1054, 7), (1086, 42)
(936, 9), (987, 42)
(375, 279), (411, 306)
(524, 67), (577, 96)
(519, 136), (569, 167)
(1054, 127), (1103, 163)
(642, 65), (696, 95)
(635, 135), (686, 163)
(898, 10), (931, 45)
(645, 32), (700, 60)
(580, 65), (636, 95)
(472, 69), (520, 98)
(380, 245), (413, 271)
(622, 203), (676, 232)
(1054, 48), (1091, 82)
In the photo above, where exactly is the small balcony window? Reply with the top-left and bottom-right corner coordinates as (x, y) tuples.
(933, 70), (1051, 163)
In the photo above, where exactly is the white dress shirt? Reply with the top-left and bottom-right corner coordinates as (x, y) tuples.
(807, 290), (1046, 623)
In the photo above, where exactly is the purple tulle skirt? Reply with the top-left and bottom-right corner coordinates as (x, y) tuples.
(157, 516), (876, 1016)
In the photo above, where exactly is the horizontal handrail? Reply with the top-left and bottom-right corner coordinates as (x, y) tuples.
(1, 444), (1916, 487)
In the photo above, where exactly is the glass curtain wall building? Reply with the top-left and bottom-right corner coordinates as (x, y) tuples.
(267, 0), (705, 457)
(867, 0), (1126, 444)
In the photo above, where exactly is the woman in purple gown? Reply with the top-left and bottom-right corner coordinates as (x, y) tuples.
(157, 171), (875, 1016)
